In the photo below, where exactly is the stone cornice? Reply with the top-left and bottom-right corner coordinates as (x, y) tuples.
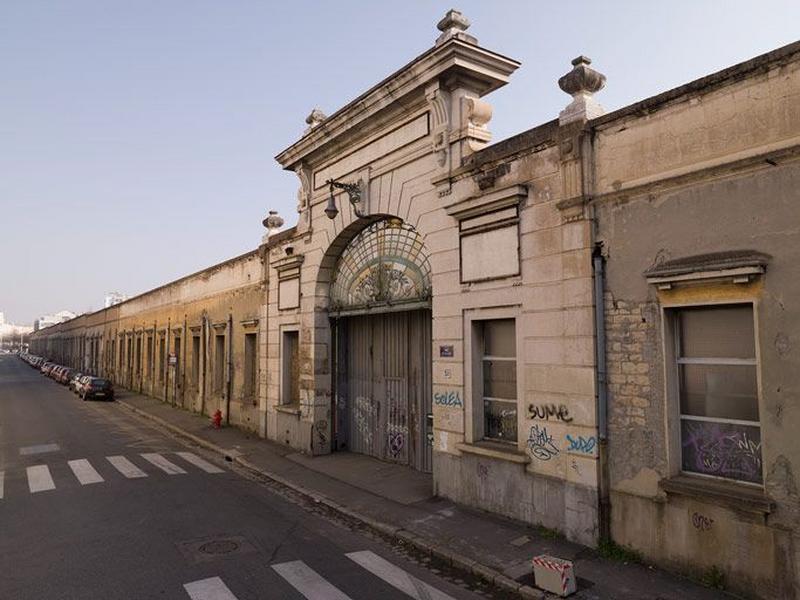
(275, 39), (519, 170)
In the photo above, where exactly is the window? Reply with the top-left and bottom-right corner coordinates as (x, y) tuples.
(244, 333), (257, 398)
(173, 337), (181, 378)
(135, 336), (142, 375)
(673, 304), (761, 484)
(479, 319), (517, 442)
(214, 334), (225, 393)
(281, 330), (300, 405)
(146, 336), (153, 377)
(191, 336), (200, 384)
(158, 336), (165, 380)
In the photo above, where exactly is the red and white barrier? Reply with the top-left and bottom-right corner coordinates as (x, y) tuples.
(532, 554), (576, 597)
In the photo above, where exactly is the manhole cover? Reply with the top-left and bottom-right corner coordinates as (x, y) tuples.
(199, 540), (240, 555)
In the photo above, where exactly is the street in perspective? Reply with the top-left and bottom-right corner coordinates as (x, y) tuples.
(2, 3), (799, 599)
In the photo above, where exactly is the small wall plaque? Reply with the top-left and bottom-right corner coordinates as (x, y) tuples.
(439, 345), (454, 357)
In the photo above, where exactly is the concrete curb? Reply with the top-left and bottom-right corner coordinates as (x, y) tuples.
(117, 398), (548, 600)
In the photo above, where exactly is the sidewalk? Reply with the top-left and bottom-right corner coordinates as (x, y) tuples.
(116, 391), (732, 600)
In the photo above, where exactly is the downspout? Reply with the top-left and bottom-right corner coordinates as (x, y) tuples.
(593, 244), (611, 542)
(226, 312), (233, 425)
(201, 313), (207, 415)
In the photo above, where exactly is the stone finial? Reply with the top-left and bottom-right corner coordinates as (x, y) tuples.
(304, 108), (327, 133)
(435, 9), (477, 46)
(262, 210), (284, 243)
(558, 55), (607, 125)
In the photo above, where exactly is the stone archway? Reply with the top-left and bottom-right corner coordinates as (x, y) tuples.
(326, 218), (434, 472)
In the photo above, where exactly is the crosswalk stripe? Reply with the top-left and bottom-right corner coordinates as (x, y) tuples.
(107, 455), (148, 479)
(176, 452), (224, 474)
(0, 471), (4, 499)
(346, 550), (457, 600)
(68, 459), (104, 485)
(27, 465), (56, 493)
(140, 453), (186, 475)
(183, 576), (238, 600)
(272, 560), (353, 600)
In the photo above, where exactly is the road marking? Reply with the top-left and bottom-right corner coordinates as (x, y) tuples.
(68, 459), (104, 485)
(176, 452), (224, 474)
(27, 465), (56, 493)
(107, 455), (148, 478)
(19, 443), (60, 456)
(272, 560), (353, 600)
(0, 471), (4, 499)
(140, 453), (186, 475)
(183, 576), (238, 600)
(346, 550), (457, 600)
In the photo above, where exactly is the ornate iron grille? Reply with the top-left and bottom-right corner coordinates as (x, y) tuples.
(330, 220), (432, 311)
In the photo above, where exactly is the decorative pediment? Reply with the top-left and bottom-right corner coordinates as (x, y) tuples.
(645, 250), (770, 289)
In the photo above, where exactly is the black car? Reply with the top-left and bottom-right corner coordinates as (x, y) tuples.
(80, 377), (115, 401)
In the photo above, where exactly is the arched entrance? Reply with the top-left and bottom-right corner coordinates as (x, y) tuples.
(329, 218), (433, 472)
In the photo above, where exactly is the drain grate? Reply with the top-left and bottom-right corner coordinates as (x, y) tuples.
(199, 540), (240, 555)
(178, 535), (256, 563)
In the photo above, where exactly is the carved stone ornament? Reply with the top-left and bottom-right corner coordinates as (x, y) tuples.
(304, 108), (327, 134)
(330, 219), (432, 312)
(435, 9), (477, 46)
(426, 83), (451, 167)
(558, 55), (607, 125)
(262, 210), (284, 243)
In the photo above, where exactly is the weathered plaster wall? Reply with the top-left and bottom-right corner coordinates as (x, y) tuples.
(29, 251), (264, 433)
(595, 146), (800, 598)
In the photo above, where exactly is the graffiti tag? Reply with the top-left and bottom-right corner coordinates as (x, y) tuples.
(434, 390), (463, 408)
(526, 425), (559, 461)
(692, 512), (714, 531)
(388, 432), (405, 457)
(528, 403), (573, 423)
(566, 434), (596, 455)
(681, 421), (762, 483)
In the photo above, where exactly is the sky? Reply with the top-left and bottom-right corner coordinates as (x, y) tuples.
(2, 1), (799, 325)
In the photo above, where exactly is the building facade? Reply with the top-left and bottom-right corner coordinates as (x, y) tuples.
(29, 13), (800, 599)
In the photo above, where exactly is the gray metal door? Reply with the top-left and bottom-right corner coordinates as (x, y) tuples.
(335, 309), (432, 472)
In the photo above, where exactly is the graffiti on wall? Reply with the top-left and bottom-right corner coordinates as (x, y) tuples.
(314, 419), (328, 449)
(434, 390), (463, 408)
(526, 425), (559, 461)
(528, 403), (573, 423)
(681, 420), (762, 484)
(353, 396), (376, 446)
(692, 512), (714, 531)
(565, 434), (597, 455)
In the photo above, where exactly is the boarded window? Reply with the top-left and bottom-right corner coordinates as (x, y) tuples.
(191, 336), (200, 384)
(146, 336), (153, 377)
(281, 330), (300, 405)
(244, 333), (257, 397)
(479, 319), (517, 442)
(214, 335), (225, 393)
(173, 337), (181, 379)
(158, 336), (165, 380)
(135, 336), (142, 375)
(674, 304), (761, 484)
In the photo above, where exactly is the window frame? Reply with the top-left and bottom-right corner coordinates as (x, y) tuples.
(663, 299), (764, 487)
(464, 308), (522, 446)
(279, 326), (300, 407)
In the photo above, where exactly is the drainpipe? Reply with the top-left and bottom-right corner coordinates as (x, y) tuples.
(226, 312), (233, 425)
(165, 318), (170, 403)
(593, 244), (611, 542)
(201, 313), (207, 416)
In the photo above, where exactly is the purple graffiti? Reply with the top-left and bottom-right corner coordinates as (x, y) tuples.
(681, 420), (762, 483)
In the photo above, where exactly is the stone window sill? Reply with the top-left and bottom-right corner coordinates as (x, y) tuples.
(659, 474), (774, 522)
(456, 441), (530, 465)
(275, 404), (301, 416)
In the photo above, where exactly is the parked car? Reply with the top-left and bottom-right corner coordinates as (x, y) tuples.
(41, 362), (54, 375)
(80, 377), (114, 401)
(69, 373), (84, 392)
(74, 375), (91, 395)
(58, 368), (75, 385)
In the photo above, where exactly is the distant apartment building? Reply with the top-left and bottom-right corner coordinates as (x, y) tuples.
(104, 292), (128, 308)
(34, 310), (77, 331)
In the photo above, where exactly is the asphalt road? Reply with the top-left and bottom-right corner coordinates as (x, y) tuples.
(0, 355), (493, 600)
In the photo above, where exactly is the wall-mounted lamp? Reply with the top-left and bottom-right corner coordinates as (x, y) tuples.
(325, 178), (365, 219)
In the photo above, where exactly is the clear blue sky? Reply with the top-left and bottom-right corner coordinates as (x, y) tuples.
(2, 1), (798, 324)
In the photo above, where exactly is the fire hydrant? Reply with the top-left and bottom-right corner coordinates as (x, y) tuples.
(212, 409), (223, 429)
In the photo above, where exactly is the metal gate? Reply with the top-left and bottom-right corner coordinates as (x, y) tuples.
(334, 310), (432, 472)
